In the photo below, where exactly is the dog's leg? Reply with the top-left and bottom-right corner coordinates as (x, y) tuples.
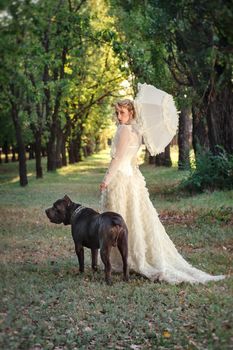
(91, 248), (98, 271)
(100, 245), (112, 285)
(118, 235), (129, 282)
(75, 243), (84, 273)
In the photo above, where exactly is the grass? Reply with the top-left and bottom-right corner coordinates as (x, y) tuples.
(0, 148), (232, 350)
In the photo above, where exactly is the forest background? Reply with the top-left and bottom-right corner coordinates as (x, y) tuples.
(0, 0), (232, 190)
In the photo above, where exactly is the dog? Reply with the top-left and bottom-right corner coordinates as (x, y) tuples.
(45, 195), (129, 284)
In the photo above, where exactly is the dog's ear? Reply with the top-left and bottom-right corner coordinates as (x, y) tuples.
(63, 195), (72, 206)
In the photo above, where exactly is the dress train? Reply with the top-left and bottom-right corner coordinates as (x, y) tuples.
(101, 168), (225, 284)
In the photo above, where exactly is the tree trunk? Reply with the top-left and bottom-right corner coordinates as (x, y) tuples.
(11, 106), (28, 186)
(164, 145), (172, 167)
(192, 105), (209, 155)
(74, 137), (82, 162)
(178, 107), (191, 170)
(155, 144), (172, 166)
(149, 155), (155, 165)
(144, 149), (156, 164)
(68, 139), (75, 164)
(72, 129), (83, 162)
(46, 46), (67, 170)
(61, 134), (67, 166)
(11, 146), (18, 162)
(94, 136), (100, 153)
(28, 143), (35, 160)
(47, 115), (57, 171)
(47, 137), (57, 171)
(155, 153), (164, 166)
(3, 141), (9, 163)
(55, 123), (63, 169)
(206, 81), (233, 155)
(62, 112), (71, 166)
(41, 147), (46, 157)
(35, 133), (43, 178)
(26, 92), (44, 178)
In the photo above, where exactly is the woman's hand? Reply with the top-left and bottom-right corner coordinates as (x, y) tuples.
(100, 182), (108, 192)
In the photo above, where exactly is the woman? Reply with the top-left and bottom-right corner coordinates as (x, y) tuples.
(100, 99), (225, 284)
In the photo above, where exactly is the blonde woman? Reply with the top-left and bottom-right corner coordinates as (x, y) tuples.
(100, 99), (225, 284)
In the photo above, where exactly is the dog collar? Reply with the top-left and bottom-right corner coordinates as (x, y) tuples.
(71, 205), (86, 222)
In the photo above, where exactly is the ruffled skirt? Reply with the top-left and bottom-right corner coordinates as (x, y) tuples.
(100, 167), (225, 284)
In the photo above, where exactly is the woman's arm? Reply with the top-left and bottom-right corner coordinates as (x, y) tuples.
(100, 125), (130, 189)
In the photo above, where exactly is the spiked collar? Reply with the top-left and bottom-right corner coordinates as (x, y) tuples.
(71, 205), (86, 223)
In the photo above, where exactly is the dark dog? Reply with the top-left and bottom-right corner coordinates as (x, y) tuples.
(45, 195), (129, 284)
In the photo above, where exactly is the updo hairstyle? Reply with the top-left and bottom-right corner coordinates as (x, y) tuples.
(115, 99), (136, 119)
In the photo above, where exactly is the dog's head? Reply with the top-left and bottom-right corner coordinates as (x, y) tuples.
(45, 195), (73, 225)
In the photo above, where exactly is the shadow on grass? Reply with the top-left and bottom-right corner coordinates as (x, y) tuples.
(0, 150), (109, 186)
(0, 258), (152, 288)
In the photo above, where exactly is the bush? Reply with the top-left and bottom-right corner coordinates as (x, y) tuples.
(180, 146), (233, 192)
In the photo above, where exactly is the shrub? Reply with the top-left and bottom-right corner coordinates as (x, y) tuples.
(179, 146), (233, 192)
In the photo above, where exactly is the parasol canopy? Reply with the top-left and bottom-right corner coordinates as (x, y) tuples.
(134, 83), (179, 155)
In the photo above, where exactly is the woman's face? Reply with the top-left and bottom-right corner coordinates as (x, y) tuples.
(116, 106), (133, 125)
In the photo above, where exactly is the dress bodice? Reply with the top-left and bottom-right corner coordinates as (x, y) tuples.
(103, 123), (142, 185)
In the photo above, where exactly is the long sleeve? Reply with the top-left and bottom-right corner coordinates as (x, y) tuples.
(103, 125), (131, 186)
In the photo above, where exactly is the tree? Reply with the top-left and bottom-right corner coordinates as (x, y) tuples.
(109, 0), (178, 166)
(178, 107), (191, 169)
(109, 0), (233, 172)
(0, 1), (30, 186)
(0, 0), (126, 184)
(153, 0), (233, 155)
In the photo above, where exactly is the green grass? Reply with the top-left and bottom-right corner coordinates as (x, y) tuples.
(0, 148), (232, 350)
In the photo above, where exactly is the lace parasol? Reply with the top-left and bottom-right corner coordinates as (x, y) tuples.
(134, 83), (179, 155)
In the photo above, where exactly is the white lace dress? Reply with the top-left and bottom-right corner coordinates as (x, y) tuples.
(100, 122), (225, 284)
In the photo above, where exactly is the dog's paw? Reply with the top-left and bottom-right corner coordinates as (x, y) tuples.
(123, 275), (129, 282)
(106, 279), (113, 286)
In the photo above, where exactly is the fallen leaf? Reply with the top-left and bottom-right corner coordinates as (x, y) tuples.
(162, 330), (171, 338)
(84, 326), (92, 332)
(130, 345), (142, 350)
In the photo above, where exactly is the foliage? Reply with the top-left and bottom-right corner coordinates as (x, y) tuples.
(180, 146), (233, 192)
(109, 0), (175, 95)
(0, 0), (126, 167)
(146, 0), (233, 100)
(109, 0), (233, 156)
(148, 0), (233, 154)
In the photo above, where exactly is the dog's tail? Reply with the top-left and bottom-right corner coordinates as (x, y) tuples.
(110, 225), (124, 247)
(99, 212), (128, 246)
(110, 214), (126, 227)
(108, 214), (127, 246)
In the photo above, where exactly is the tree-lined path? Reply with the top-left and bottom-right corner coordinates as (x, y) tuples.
(1, 0), (232, 189)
